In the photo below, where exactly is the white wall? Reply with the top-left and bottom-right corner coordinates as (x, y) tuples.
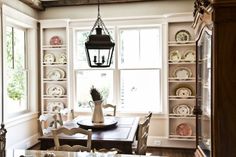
(2, 0), (38, 19)
(0, 3), (40, 149)
(39, 0), (196, 148)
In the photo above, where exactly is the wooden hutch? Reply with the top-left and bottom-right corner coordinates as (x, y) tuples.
(193, 0), (236, 156)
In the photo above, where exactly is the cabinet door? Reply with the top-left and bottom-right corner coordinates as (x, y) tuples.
(196, 28), (212, 157)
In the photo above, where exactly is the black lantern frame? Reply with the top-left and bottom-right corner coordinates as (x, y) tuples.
(85, 0), (115, 68)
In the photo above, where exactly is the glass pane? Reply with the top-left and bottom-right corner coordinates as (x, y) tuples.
(75, 29), (115, 69)
(119, 27), (161, 68)
(140, 29), (161, 68)
(120, 70), (161, 112)
(120, 30), (139, 67)
(75, 30), (89, 68)
(197, 30), (211, 156)
(5, 26), (28, 115)
(75, 70), (113, 111)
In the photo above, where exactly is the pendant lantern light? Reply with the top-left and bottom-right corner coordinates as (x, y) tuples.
(85, 0), (115, 67)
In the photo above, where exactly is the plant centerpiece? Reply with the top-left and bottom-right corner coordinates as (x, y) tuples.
(90, 86), (104, 123)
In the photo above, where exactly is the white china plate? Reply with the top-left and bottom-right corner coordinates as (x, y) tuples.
(176, 123), (192, 136)
(173, 67), (192, 79)
(173, 104), (192, 115)
(47, 101), (64, 112)
(169, 50), (181, 62)
(46, 85), (65, 97)
(57, 53), (67, 64)
(47, 68), (65, 80)
(183, 50), (195, 62)
(176, 87), (192, 97)
(175, 30), (191, 43)
(44, 53), (55, 64)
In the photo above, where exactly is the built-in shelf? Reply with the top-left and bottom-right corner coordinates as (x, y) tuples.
(168, 21), (196, 142)
(40, 19), (70, 115)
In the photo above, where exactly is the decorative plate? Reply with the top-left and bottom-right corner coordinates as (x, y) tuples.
(173, 104), (192, 115)
(50, 36), (62, 46)
(173, 67), (192, 79)
(47, 101), (64, 112)
(176, 87), (192, 97)
(57, 53), (67, 64)
(47, 68), (65, 80)
(46, 85), (65, 97)
(175, 30), (191, 43)
(176, 123), (192, 136)
(169, 50), (181, 62)
(44, 53), (55, 64)
(183, 50), (195, 62)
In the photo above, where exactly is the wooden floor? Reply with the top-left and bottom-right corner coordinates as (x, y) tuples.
(147, 147), (194, 157)
(29, 143), (194, 157)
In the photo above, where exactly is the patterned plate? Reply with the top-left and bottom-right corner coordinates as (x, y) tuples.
(175, 30), (191, 43)
(173, 104), (192, 115)
(46, 85), (65, 97)
(57, 53), (67, 64)
(176, 87), (192, 97)
(176, 123), (192, 136)
(173, 67), (192, 79)
(50, 36), (62, 45)
(44, 53), (55, 64)
(47, 101), (64, 112)
(183, 50), (195, 62)
(169, 50), (181, 63)
(47, 68), (65, 80)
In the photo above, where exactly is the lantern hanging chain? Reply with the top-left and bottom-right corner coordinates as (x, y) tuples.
(98, 0), (100, 19)
(87, 0), (114, 42)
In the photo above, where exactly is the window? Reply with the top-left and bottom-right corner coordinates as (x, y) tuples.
(74, 26), (162, 113)
(5, 25), (29, 117)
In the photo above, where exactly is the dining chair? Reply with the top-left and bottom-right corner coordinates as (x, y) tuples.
(93, 148), (122, 154)
(52, 127), (92, 152)
(103, 104), (116, 116)
(58, 108), (75, 125)
(89, 103), (116, 116)
(39, 113), (61, 135)
(134, 111), (152, 155)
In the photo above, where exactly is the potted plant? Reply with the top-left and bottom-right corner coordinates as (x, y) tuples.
(90, 86), (104, 123)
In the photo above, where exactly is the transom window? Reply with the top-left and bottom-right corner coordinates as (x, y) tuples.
(74, 25), (162, 113)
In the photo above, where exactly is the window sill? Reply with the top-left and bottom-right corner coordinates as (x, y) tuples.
(5, 111), (39, 128)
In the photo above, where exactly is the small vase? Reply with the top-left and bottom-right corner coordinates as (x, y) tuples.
(90, 100), (104, 123)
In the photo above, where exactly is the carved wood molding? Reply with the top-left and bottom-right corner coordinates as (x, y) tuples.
(193, 0), (211, 16)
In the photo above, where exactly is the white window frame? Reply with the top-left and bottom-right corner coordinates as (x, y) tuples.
(1, 5), (38, 123)
(71, 18), (166, 115)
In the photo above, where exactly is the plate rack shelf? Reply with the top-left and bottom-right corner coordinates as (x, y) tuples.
(167, 21), (196, 141)
(40, 19), (70, 115)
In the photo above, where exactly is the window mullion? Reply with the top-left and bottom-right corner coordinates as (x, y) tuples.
(138, 29), (141, 62)
(11, 27), (14, 69)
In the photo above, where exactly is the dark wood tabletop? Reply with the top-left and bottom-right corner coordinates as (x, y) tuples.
(38, 116), (140, 154)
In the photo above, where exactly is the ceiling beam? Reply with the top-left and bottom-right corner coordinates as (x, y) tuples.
(19, 0), (44, 10)
(41, 0), (159, 8)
